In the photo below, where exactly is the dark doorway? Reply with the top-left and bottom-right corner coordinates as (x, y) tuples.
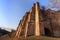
(44, 28), (52, 36)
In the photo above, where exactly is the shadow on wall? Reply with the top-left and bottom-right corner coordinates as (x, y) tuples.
(44, 28), (52, 36)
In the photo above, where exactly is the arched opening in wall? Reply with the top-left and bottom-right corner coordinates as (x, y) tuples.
(44, 28), (52, 36)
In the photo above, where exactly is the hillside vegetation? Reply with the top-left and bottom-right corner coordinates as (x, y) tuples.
(0, 35), (60, 40)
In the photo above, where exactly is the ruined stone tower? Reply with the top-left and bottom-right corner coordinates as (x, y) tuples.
(13, 2), (40, 40)
(13, 2), (60, 40)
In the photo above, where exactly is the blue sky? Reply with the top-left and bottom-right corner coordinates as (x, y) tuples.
(0, 0), (56, 30)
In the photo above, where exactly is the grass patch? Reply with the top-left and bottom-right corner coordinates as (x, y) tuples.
(0, 35), (60, 40)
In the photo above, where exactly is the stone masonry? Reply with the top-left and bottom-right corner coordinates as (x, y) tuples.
(13, 2), (60, 40)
